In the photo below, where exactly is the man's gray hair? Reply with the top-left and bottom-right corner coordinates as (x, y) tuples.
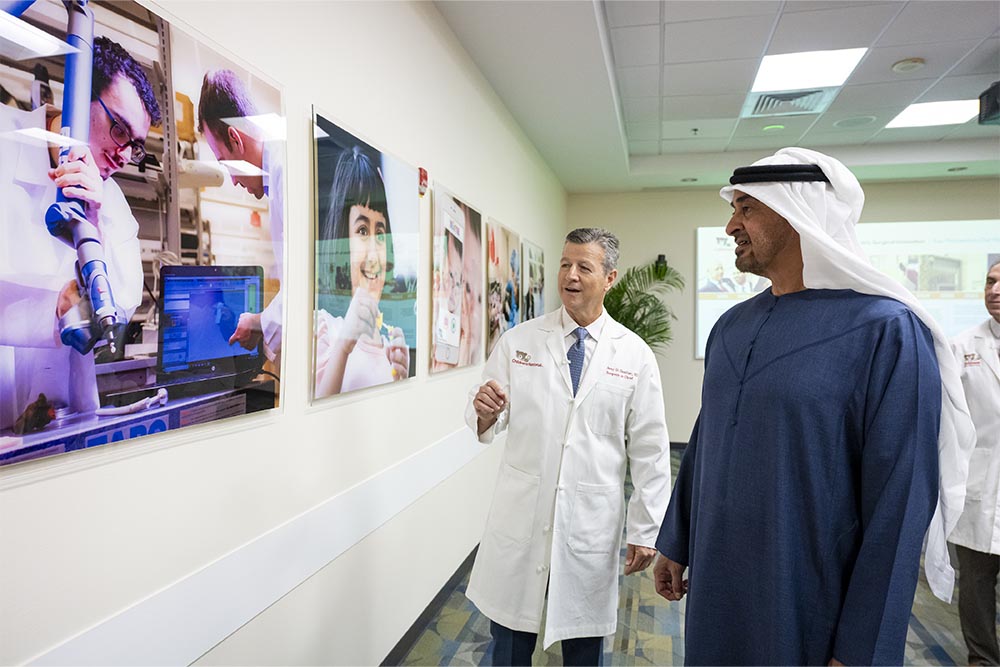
(565, 228), (619, 274)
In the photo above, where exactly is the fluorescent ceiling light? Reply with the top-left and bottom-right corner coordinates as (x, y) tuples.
(4, 127), (85, 148)
(219, 160), (266, 176)
(752, 48), (867, 92)
(0, 11), (78, 60)
(886, 100), (979, 128)
(222, 113), (286, 141)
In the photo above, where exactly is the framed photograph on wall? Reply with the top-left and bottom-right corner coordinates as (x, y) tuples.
(430, 186), (484, 373)
(521, 239), (544, 323)
(312, 110), (419, 400)
(0, 1), (285, 467)
(485, 219), (521, 357)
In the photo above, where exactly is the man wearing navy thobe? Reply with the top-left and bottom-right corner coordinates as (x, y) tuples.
(653, 148), (975, 666)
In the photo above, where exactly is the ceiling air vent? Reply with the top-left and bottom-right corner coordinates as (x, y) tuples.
(740, 87), (838, 118)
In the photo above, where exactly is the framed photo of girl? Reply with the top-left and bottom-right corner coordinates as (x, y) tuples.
(311, 110), (419, 400)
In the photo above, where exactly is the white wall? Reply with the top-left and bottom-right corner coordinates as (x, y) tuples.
(0, 2), (566, 665)
(568, 178), (1000, 441)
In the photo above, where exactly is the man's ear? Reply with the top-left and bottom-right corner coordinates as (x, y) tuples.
(227, 126), (245, 155)
(606, 269), (618, 291)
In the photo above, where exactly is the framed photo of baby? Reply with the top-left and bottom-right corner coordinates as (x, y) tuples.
(430, 187), (484, 373)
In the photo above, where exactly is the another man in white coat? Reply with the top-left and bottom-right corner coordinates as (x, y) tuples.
(468, 228), (671, 666)
(0, 36), (161, 431)
(950, 259), (1000, 666)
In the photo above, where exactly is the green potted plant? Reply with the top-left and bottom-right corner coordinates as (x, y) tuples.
(604, 254), (684, 351)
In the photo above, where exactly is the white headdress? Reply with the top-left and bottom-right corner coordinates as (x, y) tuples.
(720, 147), (975, 602)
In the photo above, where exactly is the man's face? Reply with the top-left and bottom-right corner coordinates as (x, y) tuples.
(725, 191), (799, 278)
(985, 263), (1000, 322)
(89, 75), (151, 180)
(558, 241), (615, 318)
(203, 125), (265, 199)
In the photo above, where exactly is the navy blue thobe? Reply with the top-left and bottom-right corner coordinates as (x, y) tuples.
(658, 289), (940, 666)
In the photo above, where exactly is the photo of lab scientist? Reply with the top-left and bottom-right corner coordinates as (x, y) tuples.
(431, 188), (483, 373)
(0, 33), (159, 437)
(312, 114), (418, 399)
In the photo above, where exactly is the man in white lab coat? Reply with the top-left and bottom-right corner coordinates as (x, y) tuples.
(467, 228), (671, 665)
(0, 36), (161, 432)
(950, 259), (1000, 666)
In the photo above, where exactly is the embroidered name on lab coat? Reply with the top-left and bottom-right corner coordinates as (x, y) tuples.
(606, 366), (637, 380)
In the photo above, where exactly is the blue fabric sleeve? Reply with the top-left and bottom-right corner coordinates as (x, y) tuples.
(655, 416), (700, 565)
(832, 312), (941, 665)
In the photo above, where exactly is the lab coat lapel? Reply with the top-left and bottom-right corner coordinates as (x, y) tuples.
(545, 324), (573, 396)
(975, 326), (1000, 384)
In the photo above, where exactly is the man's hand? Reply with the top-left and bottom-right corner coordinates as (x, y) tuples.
(624, 544), (656, 575)
(49, 145), (103, 225)
(653, 554), (688, 601)
(228, 312), (263, 350)
(473, 380), (507, 434)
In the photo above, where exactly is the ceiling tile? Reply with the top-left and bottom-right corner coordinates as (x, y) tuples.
(951, 36), (1000, 77)
(618, 65), (660, 97)
(726, 136), (799, 152)
(660, 137), (730, 154)
(664, 14), (773, 63)
(627, 121), (660, 141)
(662, 93), (746, 119)
(612, 24), (661, 66)
(628, 140), (661, 156)
(808, 109), (893, 133)
(870, 126), (955, 143)
(661, 117), (737, 139)
(848, 41), (982, 85)
(827, 79), (935, 113)
(800, 129), (880, 146)
(662, 58), (759, 96)
(783, 1), (903, 12)
(606, 1), (661, 28)
(941, 123), (1000, 141)
(734, 114), (819, 138)
(767, 3), (902, 54)
(623, 97), (660, 123)
(878, 1), (1000, 47)
(662, 1), (780, 22)
(919, 74), (998, 103)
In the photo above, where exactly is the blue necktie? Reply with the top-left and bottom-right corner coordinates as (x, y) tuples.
(568, 327), (587, 396)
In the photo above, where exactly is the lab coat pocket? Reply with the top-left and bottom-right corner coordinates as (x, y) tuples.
(965, 448), (990, 501)
(487, 463), (540, 545)
(568, 482), (622, 555)
(587, 384), (632, 436)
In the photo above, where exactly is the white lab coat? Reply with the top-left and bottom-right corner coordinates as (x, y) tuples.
(948, 319), (1000, 554)
(464, 308), (671, 647)
(0, 105), (142, 431)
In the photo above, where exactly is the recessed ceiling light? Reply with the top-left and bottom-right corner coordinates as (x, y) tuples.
(762, 124), (785, 132)
(891, 57), (926, 74)
(751, 48), (868, 92)
(886, 100), (979, 128)
(947, 166), (968, 172)
(833, 115), (876, 129)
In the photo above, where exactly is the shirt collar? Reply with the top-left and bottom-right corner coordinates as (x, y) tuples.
(561, 306), (607, 342)
(989, 317), (1000, 340)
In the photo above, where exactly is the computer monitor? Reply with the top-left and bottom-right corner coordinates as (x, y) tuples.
(157, 265), (265, 383)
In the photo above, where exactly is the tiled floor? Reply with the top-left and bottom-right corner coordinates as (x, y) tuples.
(399, 451), (984, 666)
